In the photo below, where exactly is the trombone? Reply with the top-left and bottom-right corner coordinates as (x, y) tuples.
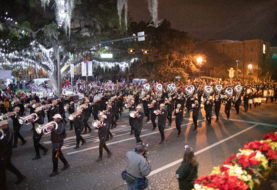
(19, 113), (39, 125)
(35, 121), (58, 134)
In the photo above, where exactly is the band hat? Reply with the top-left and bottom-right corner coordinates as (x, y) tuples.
(53, 114), (62, 119)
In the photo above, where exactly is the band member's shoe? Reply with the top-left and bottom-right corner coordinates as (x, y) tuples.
(15, 175), (25, 184)
(49, 171), (59, 177)
(61, 164), (70, 171)
(82, 140), (86, 145)
(108, 152), (112, 158)
(22, 140), (27, 145)
(32, 156), (41, 160)
(96, 157), (102, 162)
(43, 148), (48, 155)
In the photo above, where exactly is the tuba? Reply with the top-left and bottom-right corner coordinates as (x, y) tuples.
(143, 83), (151, 91)
(19, 113), (39, 125)
(185, 85), (195, 97)
(35, 121), (58, 134)
(214, 84), (223, 94)
(156, 83), (163, 92)
(234, 85), (243, 95)
(167, 83), (176, 92)
(225, 87), (234, 98)
(204, 86), (214, 96)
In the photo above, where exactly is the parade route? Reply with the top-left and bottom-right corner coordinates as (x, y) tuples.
(6, 102), (277, 190)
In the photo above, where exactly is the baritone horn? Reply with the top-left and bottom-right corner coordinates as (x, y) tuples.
(35, 121), (58, 134)
(92, 120), (102, 129)
(129, 111), (138, 118)
(19, 113), (39, 125)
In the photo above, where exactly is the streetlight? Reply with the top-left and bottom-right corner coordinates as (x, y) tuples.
(248, 64), (253, 81)
(197, 56), (203, 82)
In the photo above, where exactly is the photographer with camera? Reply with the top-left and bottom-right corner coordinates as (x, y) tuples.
(122, 143), (151, 190)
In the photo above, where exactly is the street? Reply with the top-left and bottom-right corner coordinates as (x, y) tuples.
(6, 102), (277, 190)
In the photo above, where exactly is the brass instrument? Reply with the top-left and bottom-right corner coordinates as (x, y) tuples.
(204, 86), (214, 96)
(225, 87), (233, 98)
(154, 110), (161, 115)
(68, 114), (77, 121)
(167, 83), (176, 92)
(234, 85), (243, 95)
(156, 83), (163, 92)
(129, 111), (138, 118)
(185, 85), (195, 97)
(35, 121), (58, 134)
(0, 129), (4, 140)
(143, 83), (151, 91)
(92, 120), (103, 129)
(215, 84), (223, 94)
(19, 113), (39, 125)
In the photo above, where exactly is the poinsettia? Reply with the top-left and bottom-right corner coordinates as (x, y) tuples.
(263, 132), (277, 142)
(244, 140), (277, 162)
(194, 173), (248, 190)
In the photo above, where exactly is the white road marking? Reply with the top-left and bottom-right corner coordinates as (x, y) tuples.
(66, 121), (198, 155)
(148, 124), (258, 177)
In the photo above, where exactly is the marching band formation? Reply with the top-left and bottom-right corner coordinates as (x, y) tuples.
(0, 80), (276, 188)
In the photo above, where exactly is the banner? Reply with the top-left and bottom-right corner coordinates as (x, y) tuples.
(70, 64), (74, 78)
(88, 61), (93, 76)
(82, 62), (86, 77)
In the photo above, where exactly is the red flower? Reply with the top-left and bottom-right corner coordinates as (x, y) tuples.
(263, 132), (277, 142)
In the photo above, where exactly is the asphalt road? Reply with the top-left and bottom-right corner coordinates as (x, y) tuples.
(6, 102), (277, 190)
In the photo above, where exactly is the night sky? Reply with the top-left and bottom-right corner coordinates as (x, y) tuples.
(129, 0), (277, 44)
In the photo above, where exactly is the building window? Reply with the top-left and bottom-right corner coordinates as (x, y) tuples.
(250, 57), (253, 62)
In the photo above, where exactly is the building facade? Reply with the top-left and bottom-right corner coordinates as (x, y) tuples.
(206, 39), (271, 81)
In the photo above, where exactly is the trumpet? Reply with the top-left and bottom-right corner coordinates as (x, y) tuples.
(35, 121), (58, 134)
(19, 113), (39, 125)
(68, 114), (77, 121)
(154, 110), (161, 115)
(38, 104), (52, 111)
(92, 120), (103, 129)
(129, 111), (138, 118)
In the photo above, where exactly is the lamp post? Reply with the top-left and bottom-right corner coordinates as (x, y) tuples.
(197, 56), (203, 82)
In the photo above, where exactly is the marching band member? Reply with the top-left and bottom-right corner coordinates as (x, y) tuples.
(142, 95), (150, 122)
(68, 101), (75, 130)
(0, 120), (25, 189)
(132, 105), (144, 143)
(224, 96), (232, 119)
(234, 94), (241, 114)
(157, 104), (167, 144)
(149, 100), (158, 131)
(204, 96), (213, 125)
(49, 114), (70, 177)
(127, 99), (136, 135)
(214, 93), (222, 121)
(192, 98), (199, 131)
(82, 100), (92, 134)
(48, 100), (59, 122)
(174, 104), (183, 136)
(32, 105), (48, 160)
(166, 97), (174, 127)
(96, 114), (112, 162)
(72, 109), (86, 149)
(11, 107), (26, 148)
